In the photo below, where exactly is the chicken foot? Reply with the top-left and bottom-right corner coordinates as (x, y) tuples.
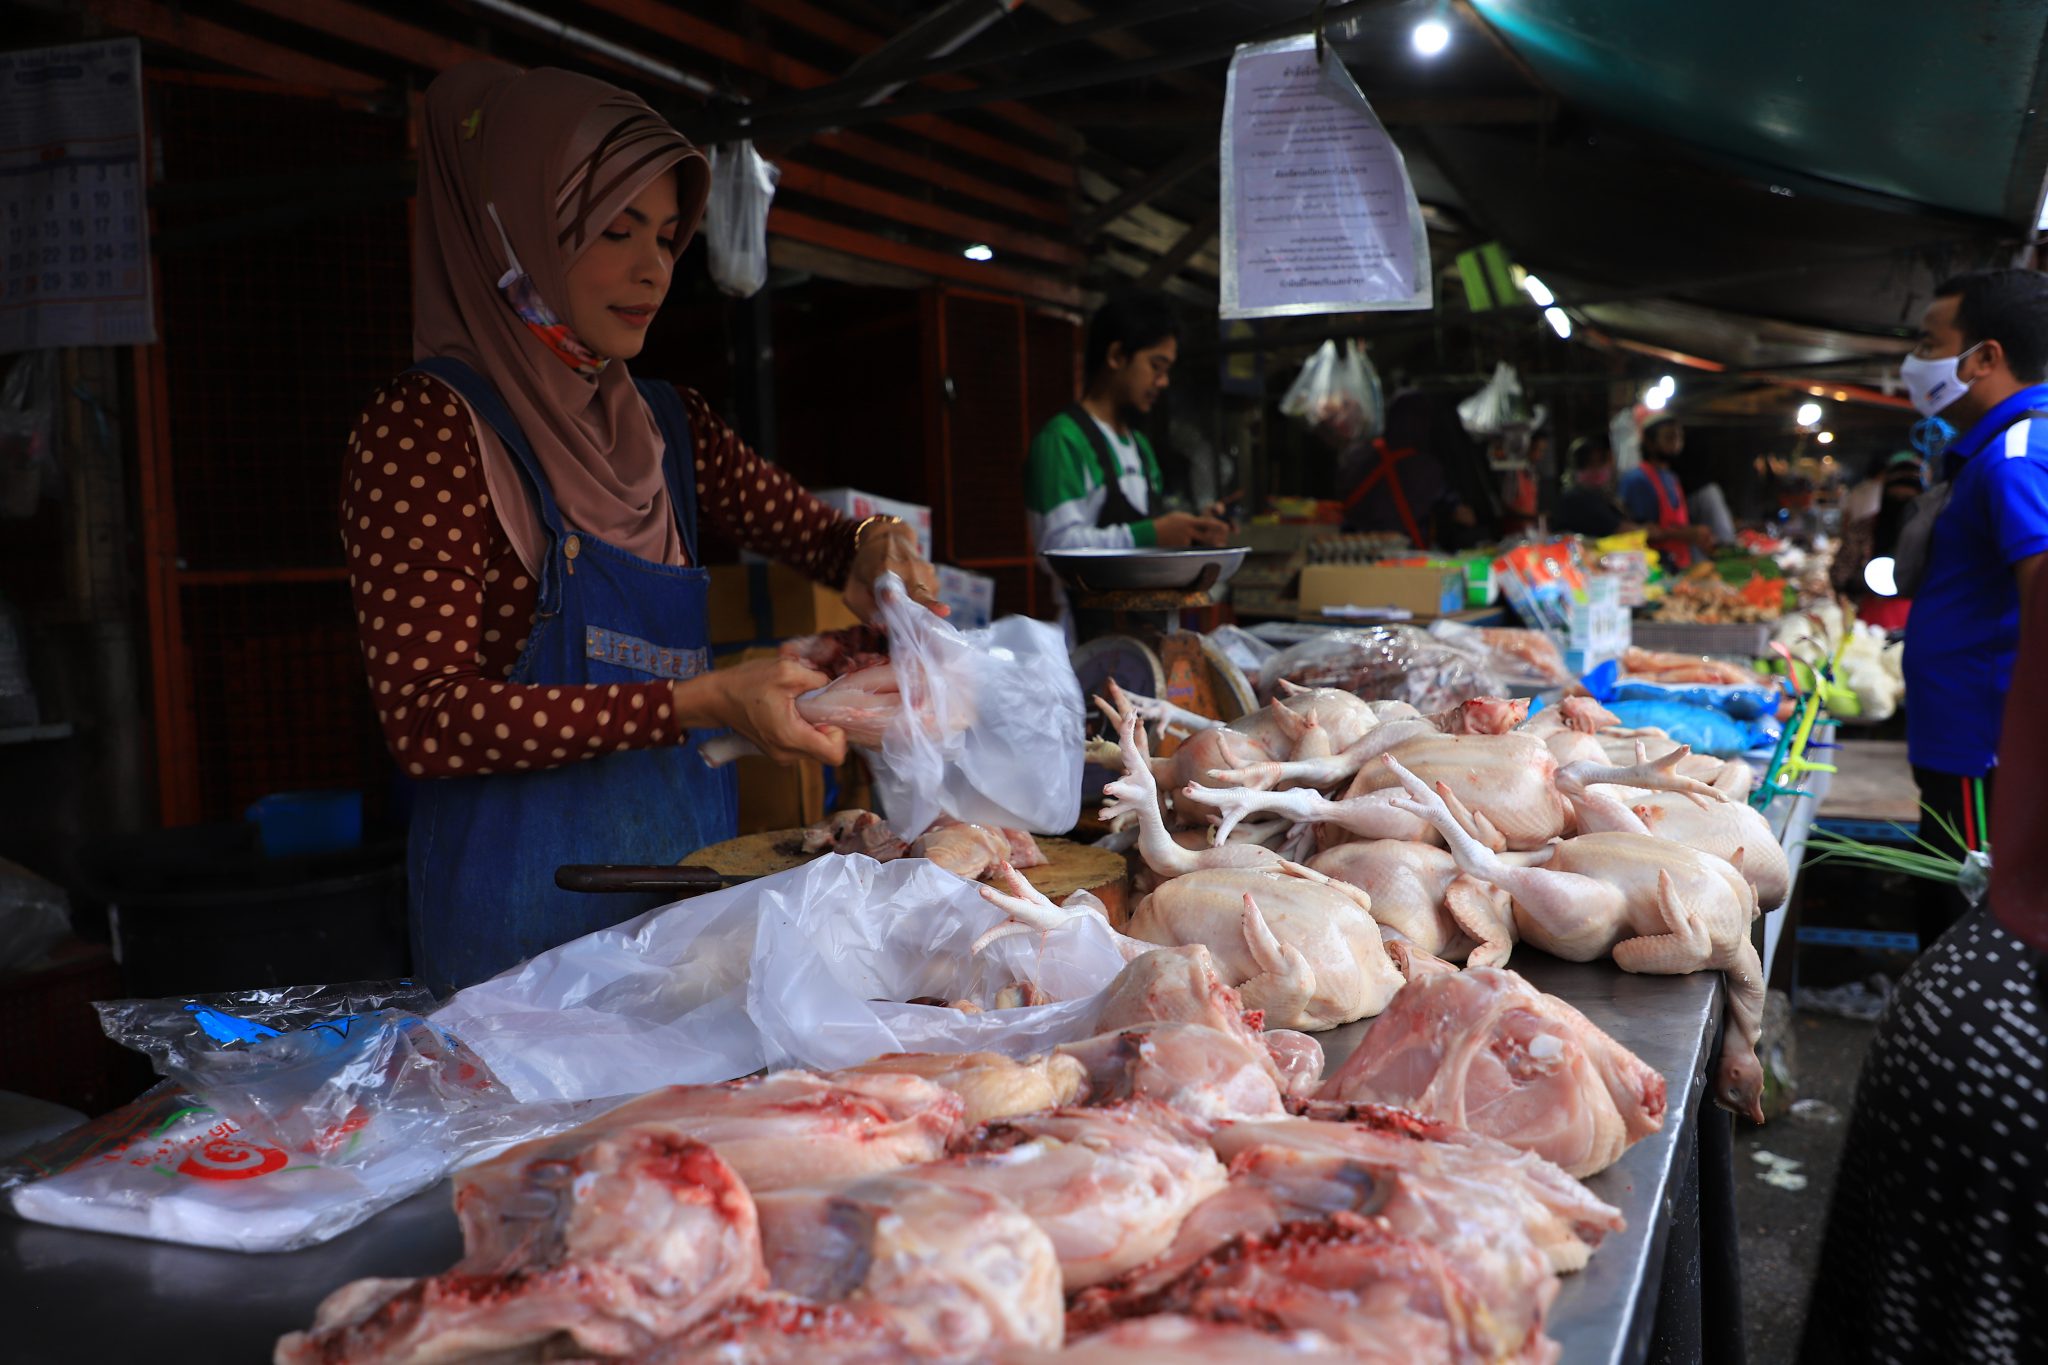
(1101, 706), (1292, 874)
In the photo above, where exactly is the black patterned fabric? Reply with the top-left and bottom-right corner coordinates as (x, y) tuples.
(1802, 906), (2048, 1363)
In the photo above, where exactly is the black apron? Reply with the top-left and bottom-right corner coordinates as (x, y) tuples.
(1063, 403), (1146, 527)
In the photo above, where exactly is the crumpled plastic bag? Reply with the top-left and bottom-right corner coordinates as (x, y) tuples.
(704, 140), (778, 298)
(1257, 625), (1504, 712)
(1603, 698), (1779, 757)
(1457, 361), (1542, 438)
(1280, 339), (1382, 450)
(866, 570), (1085, 839)
(4, 984), (607, 1252)
(432, 854), (1129, 1105)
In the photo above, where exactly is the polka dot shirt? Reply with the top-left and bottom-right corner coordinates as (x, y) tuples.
(341, 372), (859, 779)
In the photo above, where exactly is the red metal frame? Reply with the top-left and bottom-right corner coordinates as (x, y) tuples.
(232, 0), (489, 74)
(776, 162), (1082, 267)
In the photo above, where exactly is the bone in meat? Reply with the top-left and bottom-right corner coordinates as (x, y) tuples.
(1059, 1022), (1287, 1124)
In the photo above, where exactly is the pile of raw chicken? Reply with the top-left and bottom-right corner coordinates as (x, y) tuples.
(275, 674), (1777, 1364)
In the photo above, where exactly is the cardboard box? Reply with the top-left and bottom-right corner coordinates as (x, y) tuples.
(936, 564), (996, 629)
(714, 647), (827, 834)
(810, 488), (934, 562)
(708, 562), (861, 645)
(1298, 564), (1466, 618)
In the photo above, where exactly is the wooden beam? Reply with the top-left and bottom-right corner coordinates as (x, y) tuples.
(232, 0), (488, 74)
(1028, 0), (1215, 101)
(84, 0), (385, 95)
(1058, 93), (1556, 129)
(813, 128), (1068, 226)
(1077, 143), (1214, 240)
(1137, 207), (1218, 287)
(777, 161), (1082, 267)
(581, 0), (1071, 186)
(750, 0), (1069, 146)
(767, 207), (1080, 307)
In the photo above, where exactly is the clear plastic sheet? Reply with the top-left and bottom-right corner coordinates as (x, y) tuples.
(5, 990), (609, 1252)
(1427, 619), (1574, 688)
(1255, 625), (1504, 712)
(0, 855), (68, 974)
(1279, 339), (1382, 450)
(431, 854), (1129, 1105)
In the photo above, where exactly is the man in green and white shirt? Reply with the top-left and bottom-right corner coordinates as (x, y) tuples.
(1026, 290), (1229, 624)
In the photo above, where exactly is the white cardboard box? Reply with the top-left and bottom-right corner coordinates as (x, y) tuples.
(810, 488), (934, 562)
(936, 564), (996, 629)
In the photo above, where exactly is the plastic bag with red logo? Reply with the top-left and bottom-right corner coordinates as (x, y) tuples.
(2, 988), (611, 1252)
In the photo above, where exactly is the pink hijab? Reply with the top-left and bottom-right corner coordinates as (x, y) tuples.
(414, 63), (710, 571)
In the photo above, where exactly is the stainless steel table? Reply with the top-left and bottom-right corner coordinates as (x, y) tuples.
(1317, 955), (1732, 1365)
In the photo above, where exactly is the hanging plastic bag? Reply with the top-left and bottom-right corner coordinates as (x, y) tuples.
(1280, 339), (1381, 450)
(703, 575), (1083, 838)
(0, 350), (57, 519)
(431, 854), (1129, 1104)
(0, 856), (68, 975)
(704, 141), (778, 298)
(1457, 361), (1528, 438)
(1256, 625), (1504, 712)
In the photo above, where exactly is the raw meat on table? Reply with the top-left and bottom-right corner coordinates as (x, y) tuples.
(1058, 1022), (1288, 1124)
(833, 1051), (1086, 1126)
(1315, 966), (1666, 1178)
(1092, 942), (1325, 1096)
(1005, 1313), (1354, 1361)
(780, 624), (890, 680)
(917, 1102), (1229, 1291)
(275, 1133), (763, 1365)
(800, 809), (909, 861)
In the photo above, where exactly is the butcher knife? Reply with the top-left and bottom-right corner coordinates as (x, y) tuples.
(554, 864), (758, 895)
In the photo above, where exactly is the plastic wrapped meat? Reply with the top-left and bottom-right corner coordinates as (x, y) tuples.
(780, 624), (890, 680)
(1257, 627), (1504, 713)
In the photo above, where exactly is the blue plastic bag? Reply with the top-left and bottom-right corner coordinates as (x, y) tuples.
(1603, 699), (1778, 757)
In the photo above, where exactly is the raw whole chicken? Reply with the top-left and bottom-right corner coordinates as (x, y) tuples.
(630, 1296), (917, 1365)
(833, 1051), (1087, 1126)
(1073, 1213), (1534, 1365)
(916, 1102), (1229, 1291)
(978, 863), (1404, 1031)
(518, 1071), (964, 1194)
(1384, 758), (1768, 1122)
(1588, 730), (1754, 799)
(1307, 840), (1513, 964)
(276, 1134), (763, 1365)
(741, 1174), (1064, 1358)
(1077, 1134), (1568, 1362)
(1316, 967), (1667, 1178)
(1091, 942), (1326, 1097)
(1058, 1022), (1287, 1123)
(1553, 751), (1789, 908)
(1210, 1112), (1625, 1275)
(801, 809), (910, 861)
(1006, 1314), (1354, 1361)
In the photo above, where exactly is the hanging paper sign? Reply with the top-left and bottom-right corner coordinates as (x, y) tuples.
(1221, 35), (1432, 319)
(0, 39), (155, 353)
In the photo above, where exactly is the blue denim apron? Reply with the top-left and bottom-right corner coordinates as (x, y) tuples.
(404, 357), (736, 994)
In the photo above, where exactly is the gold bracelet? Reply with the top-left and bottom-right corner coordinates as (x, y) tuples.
(852, 513), (905, 555)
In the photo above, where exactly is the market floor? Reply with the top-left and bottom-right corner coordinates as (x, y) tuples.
(1734, 1010), (1879, 1365)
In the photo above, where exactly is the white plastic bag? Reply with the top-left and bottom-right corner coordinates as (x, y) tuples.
(432, 854), (1128, 1104)
(0, 856), (67, 974)
(704, 141), (778, 298)
(1280, 339), (1381, 450)
(867, 570), (1085, 839)
(1456, 361), (1530, 438)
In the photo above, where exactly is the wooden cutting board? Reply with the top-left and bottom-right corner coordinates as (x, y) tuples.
(684, 831), (1131, 930)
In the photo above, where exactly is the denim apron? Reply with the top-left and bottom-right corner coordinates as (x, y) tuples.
(404, 357), (736, 994)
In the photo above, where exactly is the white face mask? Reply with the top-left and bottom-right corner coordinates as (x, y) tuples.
(1899, 341), (1984, 417)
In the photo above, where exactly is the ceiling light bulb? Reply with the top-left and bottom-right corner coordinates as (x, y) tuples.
(1644, 386), (1669, 411)
(1796, 402), (1822, 427)
(1816, 430), (1835, 444)
(963, 243), (994, 262)
(1412, 19), (1451, 56)
(1521, 274), (1555, 306)
(1865, 555), (1898, 597)
(1544, 306), (1572, 339)
(1657, 374), (1676, 395)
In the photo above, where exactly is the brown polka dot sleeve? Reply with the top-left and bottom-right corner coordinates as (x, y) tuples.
(342, 372), (857, 779)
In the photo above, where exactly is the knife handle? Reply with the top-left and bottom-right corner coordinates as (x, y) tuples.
(554, 864), (735, 894)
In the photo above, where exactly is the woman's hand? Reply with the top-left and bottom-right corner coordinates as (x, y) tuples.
(844, 518), (948, 624)
(1153, 512), (1232, 548)
(673, 658), (848, 766)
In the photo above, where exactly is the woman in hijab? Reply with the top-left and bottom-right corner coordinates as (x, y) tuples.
(344, 64), (942, 993)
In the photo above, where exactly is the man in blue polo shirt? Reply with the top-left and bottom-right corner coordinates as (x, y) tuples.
(1899, 268), (2048, 947)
